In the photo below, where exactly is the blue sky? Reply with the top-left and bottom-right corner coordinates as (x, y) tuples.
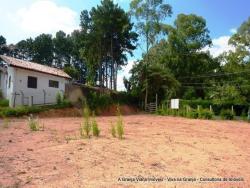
(0, 0), (249, 89)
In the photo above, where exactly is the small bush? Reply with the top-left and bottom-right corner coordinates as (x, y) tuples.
(28, 115), (40, 131)
(0, 89), (3, 99)
(56, 92), (63, 105)
(220, 109), (234, 120)
(0, 99), (9, 107)
(198, 109), (214, 119)
(187, 109), (199, 119)
(92, 113), (100, 137)
(110, 122), (116, 137)
(116, 106), (124, 139)
(80, 106), (91, 138)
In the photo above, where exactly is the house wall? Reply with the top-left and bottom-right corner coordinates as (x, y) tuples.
(10, 67), (68, 107)
(0, 66), (8, 98)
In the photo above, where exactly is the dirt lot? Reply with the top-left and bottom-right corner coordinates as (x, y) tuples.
(0, 115), (249, 188)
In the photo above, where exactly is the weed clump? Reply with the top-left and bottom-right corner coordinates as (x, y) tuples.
(92, 112), (100, 137)
(116, 106), (124, 139)
(80, 106), (91, 138)
(110, 121), (116, 138)
(28, 114), (40, 131)
(3, 118), (9, 128)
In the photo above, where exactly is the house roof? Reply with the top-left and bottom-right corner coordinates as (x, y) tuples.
(0, 55), (71, 79)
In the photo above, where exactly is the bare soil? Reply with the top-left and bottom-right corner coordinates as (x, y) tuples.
(0, 115), (249, 188)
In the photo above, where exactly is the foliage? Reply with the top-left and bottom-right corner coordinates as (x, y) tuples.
(86, 92), (113, 111)
(56, 92), (63, 105)
(186, 109), (199, 119)
(0, 102), (72, 118)
(0, 90), (3, 99)
(80, 106), (91, 138)
(0, 99), (9, 107)
(198, 109), (214, 120)
(110, 122), (116, 138)
(28, 115), (40, 131)
(0, 35), (7, 54)
(80, 0), (138, 88)
(116, 106), (124, 139)
(92, 113), (100, 137)
(220, 109), (235, 120)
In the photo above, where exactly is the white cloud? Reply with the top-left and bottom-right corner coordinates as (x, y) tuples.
(117, 60), (136, 91)
(16, 0), (78, 35)
(203, 36), (235, 57)
(0, 0), (78, 44)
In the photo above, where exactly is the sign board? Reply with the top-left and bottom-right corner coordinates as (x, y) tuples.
(170, 99), (179, 109)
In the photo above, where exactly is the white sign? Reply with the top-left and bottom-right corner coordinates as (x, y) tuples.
(170, 99), (179, 109)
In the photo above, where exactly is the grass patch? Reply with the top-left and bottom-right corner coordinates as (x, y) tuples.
(0, 101), (72, 118)
(110, 121), (116, 138)
(220, 109), (234, 120)
(3, 118), (10, 128)
(0, 99), (9, 107)
(116, 106), (124, 139)
(27, 115), (40, 131)
(80, 106), (91, 138)
(92, 113), (100, 137)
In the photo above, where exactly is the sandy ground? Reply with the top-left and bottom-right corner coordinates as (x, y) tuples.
(0, 115), (249, 188)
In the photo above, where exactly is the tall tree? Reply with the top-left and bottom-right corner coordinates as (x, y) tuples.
(0, 35), (7, 55)
(80, 0), (138, 89)
(53, 31), (73, 68)
(130, 0), (172, 108)
(33, 34), (54, 66)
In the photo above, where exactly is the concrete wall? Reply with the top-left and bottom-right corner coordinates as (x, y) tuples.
(9, 67), (69, 107)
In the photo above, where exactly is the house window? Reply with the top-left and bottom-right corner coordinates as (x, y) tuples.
(27, 76), (37, 89)
(49, 80), (59, 88)
(8, 76), (11, 88)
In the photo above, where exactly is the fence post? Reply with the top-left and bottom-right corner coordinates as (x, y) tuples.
(210, 105), (212, 112)
(231, 105), (234, 114)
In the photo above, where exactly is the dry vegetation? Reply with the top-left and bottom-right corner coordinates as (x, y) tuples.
(0, 115), (249, 188)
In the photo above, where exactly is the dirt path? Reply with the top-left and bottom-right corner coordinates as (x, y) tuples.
(0, 115), (249, 188)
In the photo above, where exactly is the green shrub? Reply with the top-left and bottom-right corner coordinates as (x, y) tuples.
(92, 113), (100, 137)
(220, 109), (234, 120)
(116, 106), (124, 139)
(86, 92), (113, 111)
(110, 122), (116, 137)
(56, 92), (63, 105)
(0, 89), (2, 99)
(187, 109), (199, 119)
(28, 115), (40, 131)
(0, 99), (9, 107)
(80, 106), (91, 138)
(198, 109), (214, 119)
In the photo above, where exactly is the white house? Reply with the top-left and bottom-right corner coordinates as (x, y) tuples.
(0, 55), (71, 107)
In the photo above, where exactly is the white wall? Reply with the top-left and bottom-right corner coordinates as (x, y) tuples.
(9, 67), (68, 106)
(0, 67), (8, 98)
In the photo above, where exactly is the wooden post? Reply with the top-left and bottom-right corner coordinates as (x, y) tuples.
(210, 105), (212, 112)
(231, 105), (234, 114)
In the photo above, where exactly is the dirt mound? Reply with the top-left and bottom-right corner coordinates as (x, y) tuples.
(99, 104), (139, 116)
(37, 105), (139, 118)
(38, 108), (82, 118)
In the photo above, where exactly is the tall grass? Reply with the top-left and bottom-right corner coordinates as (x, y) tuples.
(28, 114), (40, 131)
(80, 106), (91, 138)
(116, 106), (124, 139)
